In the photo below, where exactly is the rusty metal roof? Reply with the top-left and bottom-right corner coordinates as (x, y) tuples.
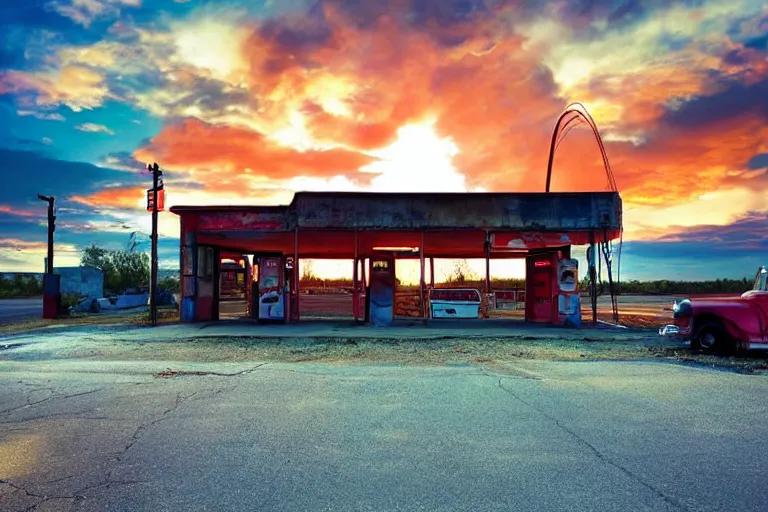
(171, 191), (622, 232)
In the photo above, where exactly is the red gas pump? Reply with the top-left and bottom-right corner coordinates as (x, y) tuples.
(255, 255), (288, 322)
(525, 253), (558, 323)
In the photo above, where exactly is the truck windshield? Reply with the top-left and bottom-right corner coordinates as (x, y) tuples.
(754, 267), (767, 291)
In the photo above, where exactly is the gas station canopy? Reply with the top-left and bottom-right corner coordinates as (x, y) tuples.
(170, 191), (622, 258)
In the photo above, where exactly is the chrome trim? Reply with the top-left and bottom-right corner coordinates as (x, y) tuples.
(658, 325), (680, 337)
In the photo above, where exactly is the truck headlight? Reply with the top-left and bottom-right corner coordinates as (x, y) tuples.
(673, 299), (692, 318)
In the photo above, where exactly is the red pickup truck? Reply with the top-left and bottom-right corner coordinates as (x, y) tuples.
(662, 266), (768, 354)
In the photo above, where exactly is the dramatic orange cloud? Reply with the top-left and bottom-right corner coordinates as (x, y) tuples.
(126, 2), (767, 215)
(133, 118), (376, 190)
(71, 187), (146, 210)
(237, 5), (564, 193)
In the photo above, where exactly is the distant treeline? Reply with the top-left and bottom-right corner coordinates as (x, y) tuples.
(0, 275), (43, 298)
(298, 276), (753, 295)
(1, 273), (754, 298)
(611, 278), (753, 295)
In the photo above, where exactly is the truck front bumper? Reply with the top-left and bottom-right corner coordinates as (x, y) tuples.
(658, 324), (692, 340)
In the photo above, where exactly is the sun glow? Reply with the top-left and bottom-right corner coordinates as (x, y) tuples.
(363, 120), (467, 192)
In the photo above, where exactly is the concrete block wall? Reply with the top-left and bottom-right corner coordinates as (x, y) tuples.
(55, 266), (104, 299)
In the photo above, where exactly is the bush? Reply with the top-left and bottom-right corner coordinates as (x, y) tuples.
(158, 276), (180, 293)
(0, 275), (43, 298)
(60, 294), (82, 309)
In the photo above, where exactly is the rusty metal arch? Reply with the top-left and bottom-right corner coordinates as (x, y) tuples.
(545, 102), (618, 193)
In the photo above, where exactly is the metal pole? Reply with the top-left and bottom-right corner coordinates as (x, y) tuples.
(588, 231), (597, 327)
(429, 258), (435, 288)
(37, 194), (55, 274)
(150, 163), (159, 326)
(47, 198), (54, 274)
(294, 228), (300, 322)
(419, 231), (426, 319)
(484, 233), (491, 293)
(353, 230), (359, 321)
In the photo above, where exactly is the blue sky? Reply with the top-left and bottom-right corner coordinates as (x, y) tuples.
(0, 0), (766, 281)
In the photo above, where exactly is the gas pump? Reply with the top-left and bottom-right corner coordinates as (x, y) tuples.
(255, 255), (287, 322)
(556, 258), (581, 327)
(525, 253), (558, 323)
(368, 256), (395, 326)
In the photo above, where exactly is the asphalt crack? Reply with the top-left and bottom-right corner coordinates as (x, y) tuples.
(52, 389), (202, 505)
(154, 363), (268, 379)
(0, 388), (103, 416)
(0, 479), (85, 511)
(490, 374), (689, 512)
(114, 390), (198, 462)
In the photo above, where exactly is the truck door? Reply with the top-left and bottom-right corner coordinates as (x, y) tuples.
(368, 256), (395, 326)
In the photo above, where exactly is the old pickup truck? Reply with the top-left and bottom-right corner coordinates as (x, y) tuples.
(660, 266), (768, 353)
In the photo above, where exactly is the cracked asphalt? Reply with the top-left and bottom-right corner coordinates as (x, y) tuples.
(2, 358), (768, 512)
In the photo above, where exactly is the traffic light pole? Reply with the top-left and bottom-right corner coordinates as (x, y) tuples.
(150, 163), (160, 326)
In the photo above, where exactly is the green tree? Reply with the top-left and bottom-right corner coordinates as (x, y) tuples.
(158, 276), (180, 293)
(80, 245), (150, 293)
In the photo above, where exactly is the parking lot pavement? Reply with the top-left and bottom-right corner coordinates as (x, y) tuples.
(1, 359), (767, 512)
(0, 298), (41, 324)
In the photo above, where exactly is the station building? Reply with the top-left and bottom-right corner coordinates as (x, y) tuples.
(170, 190), (622, 327)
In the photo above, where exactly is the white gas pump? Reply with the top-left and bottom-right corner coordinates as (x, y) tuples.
(557, 258), (581, 327)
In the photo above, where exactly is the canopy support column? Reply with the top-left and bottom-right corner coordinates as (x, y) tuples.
(588, 230), (597, 327)
(429, 258), (435, 288)
(484, 232), (491, 294)
(353, 230), (359, 321)
(294, 228), (300, 322)
(419, 231), (426, 319)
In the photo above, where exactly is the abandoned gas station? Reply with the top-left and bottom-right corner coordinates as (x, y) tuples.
(170, 190), (622, 328)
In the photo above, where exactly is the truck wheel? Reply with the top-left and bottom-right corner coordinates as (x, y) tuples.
(692, 323), (732, 354)
(90, 299), (101, 314)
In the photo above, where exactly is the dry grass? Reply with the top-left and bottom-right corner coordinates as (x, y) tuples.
(0, 308), (179, 335)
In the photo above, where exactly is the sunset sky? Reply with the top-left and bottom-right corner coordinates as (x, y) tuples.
(0, 0), (766, 282)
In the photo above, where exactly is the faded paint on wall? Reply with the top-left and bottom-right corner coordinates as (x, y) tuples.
(55, 266), (104, 299)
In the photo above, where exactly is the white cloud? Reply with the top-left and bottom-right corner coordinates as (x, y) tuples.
(171, 16), (250, 83)
(75, 122), (115, 135)
(45, 0), (142, 28)
(1, 66), (110, 112)
(520, 0), (761, 93)
(17, 110), (65, 121)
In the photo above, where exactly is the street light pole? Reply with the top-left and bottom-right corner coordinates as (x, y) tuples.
(149, 163), (160, 326)
(37, 194), (55, 274)
(37, 194), (58, 319)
